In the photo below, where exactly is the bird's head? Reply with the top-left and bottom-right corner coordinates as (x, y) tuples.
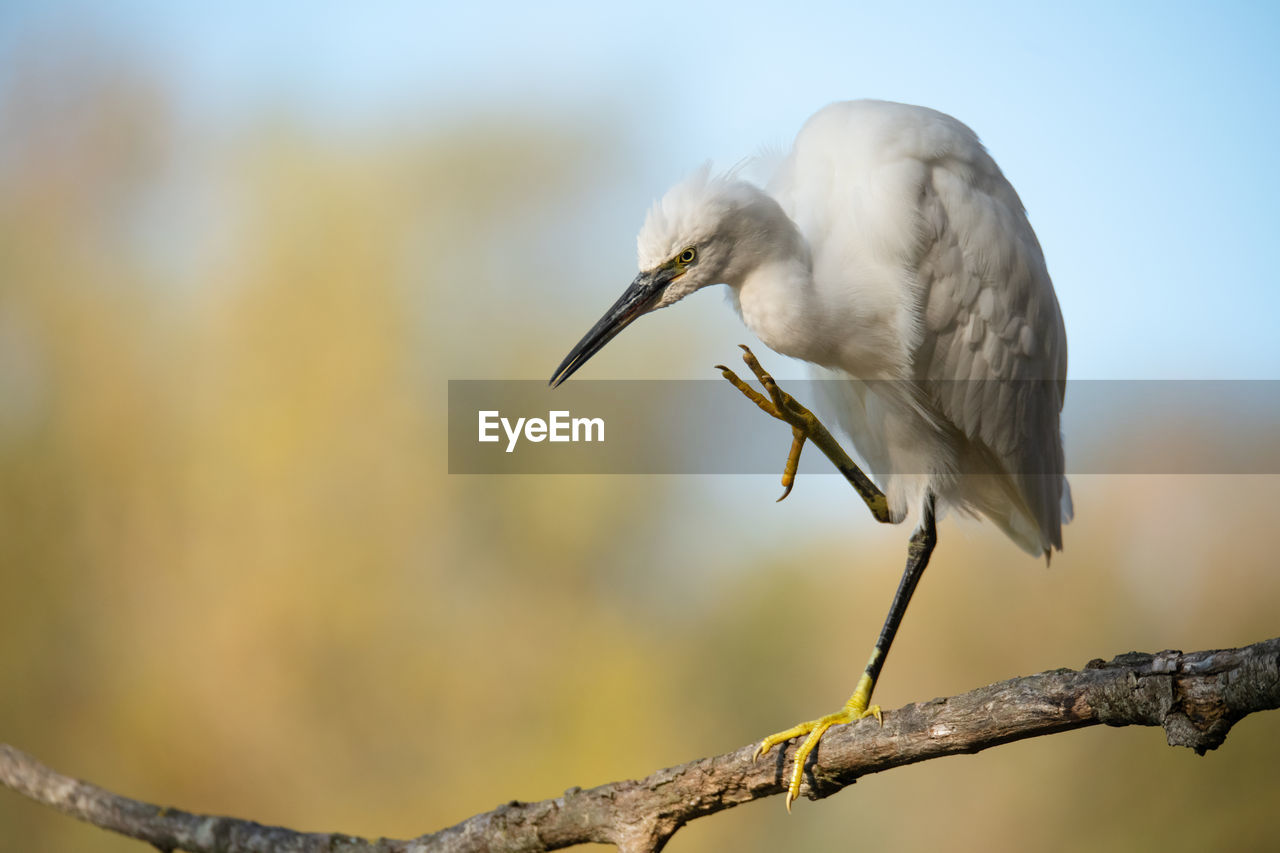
(550, 167), (793, 387)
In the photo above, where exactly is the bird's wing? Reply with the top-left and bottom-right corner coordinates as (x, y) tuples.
(914, 153), (1069, 553)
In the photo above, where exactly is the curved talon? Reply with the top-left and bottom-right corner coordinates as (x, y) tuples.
(719, 348), (817, 499)
(715, 361), (784, 421)
(753, 724), (808, 762)
(756, 698), (883, 811)
(718, 343), (892, 524)
(777, 426), (806, 501)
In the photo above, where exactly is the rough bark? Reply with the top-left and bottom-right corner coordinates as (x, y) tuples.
(3, 638), (1278, 853)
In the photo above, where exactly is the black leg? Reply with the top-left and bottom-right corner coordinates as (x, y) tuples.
(755, 492), (939, 809)
(864, 492), (937, 687)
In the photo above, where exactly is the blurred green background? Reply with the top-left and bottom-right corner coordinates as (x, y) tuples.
(1, 3), (1278, 851)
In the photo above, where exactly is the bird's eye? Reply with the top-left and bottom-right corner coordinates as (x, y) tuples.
(678, 247), (696, 264)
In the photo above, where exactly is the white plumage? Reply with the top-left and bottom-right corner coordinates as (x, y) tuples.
(551, 99), (1072, 806)
(641, 99), (1070, 557)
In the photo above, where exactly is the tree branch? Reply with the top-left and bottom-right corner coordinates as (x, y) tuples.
(4, 638), (1278, 853)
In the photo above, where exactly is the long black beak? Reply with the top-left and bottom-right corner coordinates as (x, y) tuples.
(549, 268), (673, 387)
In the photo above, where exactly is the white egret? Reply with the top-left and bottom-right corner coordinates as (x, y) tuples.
(550, 99), (1070, 809)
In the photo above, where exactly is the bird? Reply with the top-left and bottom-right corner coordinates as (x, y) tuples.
(548, 99), (1070, 810)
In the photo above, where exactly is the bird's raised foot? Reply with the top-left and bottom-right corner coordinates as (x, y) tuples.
(715, 345), (894, 523)
(715, 345), (820, 431)
(715, 345), (823, 501)
(754, 678), (882, 811)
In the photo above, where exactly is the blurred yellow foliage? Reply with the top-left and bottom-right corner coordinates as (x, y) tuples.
(0, 52), (1277, 853)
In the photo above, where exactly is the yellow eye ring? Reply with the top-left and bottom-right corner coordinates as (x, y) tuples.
(678, 247), (696, 264)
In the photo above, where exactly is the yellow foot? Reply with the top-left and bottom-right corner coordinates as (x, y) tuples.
(715, 345), (820, 501)
(754, 678), (883, 810)
(715, 345), (893, 525)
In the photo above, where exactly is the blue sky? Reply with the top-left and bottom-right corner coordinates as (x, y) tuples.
(2, 1), (1278, 378)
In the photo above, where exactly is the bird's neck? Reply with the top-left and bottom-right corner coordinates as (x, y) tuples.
(731, 255), (832, 365)
(717, 185), (845, 367)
